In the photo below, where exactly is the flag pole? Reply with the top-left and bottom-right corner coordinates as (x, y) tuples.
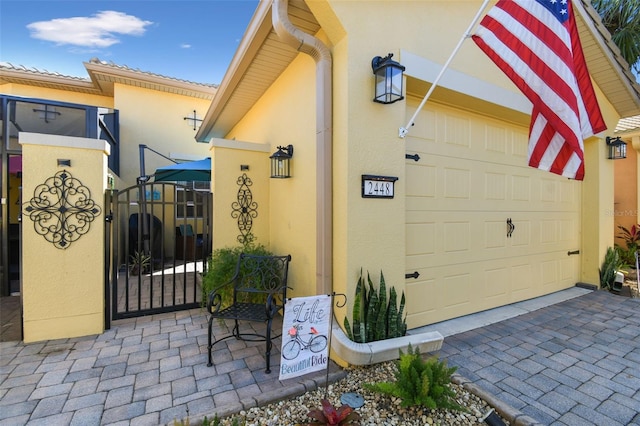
(399, 0), (492, 138)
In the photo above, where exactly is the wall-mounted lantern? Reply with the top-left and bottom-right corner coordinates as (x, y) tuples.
(270, 145), (293, 178)
(606, 136), (627, 160)
(371, 53), (405, 104)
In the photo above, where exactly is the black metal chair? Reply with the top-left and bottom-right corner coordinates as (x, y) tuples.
(207, 253), (292, 373)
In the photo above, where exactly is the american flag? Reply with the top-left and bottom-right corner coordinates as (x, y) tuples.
(472, 0), (606, 180)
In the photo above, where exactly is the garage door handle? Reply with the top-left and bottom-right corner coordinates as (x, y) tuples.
(405, 153), (421, 162)
(568, 250), (580, 256)
(506, 218), (515, 238)
(405, 271), (420, 279)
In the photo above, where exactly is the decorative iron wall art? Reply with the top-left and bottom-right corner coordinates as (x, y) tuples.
(231, 173), (258, 244)
(22, 170), (102, 249)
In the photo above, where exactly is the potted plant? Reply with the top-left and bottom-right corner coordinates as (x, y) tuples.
(130, 251), (151, 276)
(333, 269), (443, 366)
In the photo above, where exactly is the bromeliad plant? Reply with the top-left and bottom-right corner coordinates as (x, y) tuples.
(364, 344), (463, 411)
(343, 269), (407, 343)
(304, 399), (361, 425)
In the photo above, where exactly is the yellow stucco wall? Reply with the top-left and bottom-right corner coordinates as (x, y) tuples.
(209, 0), (628, 330)
(112, 84), (212, 187)
(20, 132), (108, 342)
(1, 81), (212, 188)
(322, 0), (623, 295)
(221, 56), (318, 298)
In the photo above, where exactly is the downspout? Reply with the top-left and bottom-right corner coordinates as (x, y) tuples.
(273, 0), (333, 295)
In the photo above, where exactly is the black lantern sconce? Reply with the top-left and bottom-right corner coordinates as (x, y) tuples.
(606, 136), (627, 160)
(372, 53), (405, 104)
(270, 145), (293, 178)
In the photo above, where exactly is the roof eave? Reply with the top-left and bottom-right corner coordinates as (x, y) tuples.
(576, 0), (640, 118)
(196, 1), (273, 142)
(0, 67), (100, 94)
(84, 60), (217, 100)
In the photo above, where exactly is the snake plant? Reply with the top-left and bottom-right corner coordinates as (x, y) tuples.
(344, 269), (407, 343)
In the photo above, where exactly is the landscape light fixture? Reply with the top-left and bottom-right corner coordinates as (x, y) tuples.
(371, 53), (405, 104)
(270, 145), (293, 178)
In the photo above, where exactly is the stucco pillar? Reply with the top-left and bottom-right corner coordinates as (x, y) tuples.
(20, 132), (109, 342)
(580, 136), (614, 286)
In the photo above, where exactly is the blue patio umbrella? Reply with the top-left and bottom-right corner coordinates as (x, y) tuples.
(153, 158), (211, 182)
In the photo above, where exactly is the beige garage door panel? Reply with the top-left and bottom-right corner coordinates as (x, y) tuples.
(405, 149), (581, 213)
(405, 251), (579, 328)
(405, 100), (581, 328)
(405, 105), (530, 167)
(406, 210), (580, 268)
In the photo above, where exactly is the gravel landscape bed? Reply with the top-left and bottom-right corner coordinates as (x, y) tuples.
(215, 361), (509, 425)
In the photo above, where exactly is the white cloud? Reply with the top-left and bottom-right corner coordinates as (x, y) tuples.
(27, 11), (153, 48)
(180, 43), (192, 49)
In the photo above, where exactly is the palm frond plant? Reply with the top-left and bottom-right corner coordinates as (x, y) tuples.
(592, 0), (640, 74)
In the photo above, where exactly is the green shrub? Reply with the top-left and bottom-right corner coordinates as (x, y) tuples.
(201, 241), (272, 307)
(615, 246), (637, 270)
(600, 246), (623, 290)
(343, 270), (407, 343)
(364, 344), (463, 411)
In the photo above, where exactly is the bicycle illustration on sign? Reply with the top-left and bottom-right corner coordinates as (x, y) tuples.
(282, 323), (327, 360)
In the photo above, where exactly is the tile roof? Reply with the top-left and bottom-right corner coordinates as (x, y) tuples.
(0, 61), (89, 81)
(85, 58), (217, 89)
(0, 58), (217, 99)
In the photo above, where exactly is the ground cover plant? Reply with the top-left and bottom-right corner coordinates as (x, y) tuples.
(364, 344), (464, 411)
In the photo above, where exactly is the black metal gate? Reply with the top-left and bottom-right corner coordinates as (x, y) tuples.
(105, 182), (211, 325)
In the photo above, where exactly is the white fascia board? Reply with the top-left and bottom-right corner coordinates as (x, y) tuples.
(208, 137), (271, 153)
(400, 49), (532, 115)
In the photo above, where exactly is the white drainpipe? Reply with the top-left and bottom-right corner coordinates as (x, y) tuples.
(273, 0), (333, 295)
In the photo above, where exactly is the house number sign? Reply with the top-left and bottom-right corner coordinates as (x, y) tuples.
(361, 174), (398, 199)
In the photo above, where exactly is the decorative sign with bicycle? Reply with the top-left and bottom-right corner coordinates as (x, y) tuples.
(279, 294), (332, 381)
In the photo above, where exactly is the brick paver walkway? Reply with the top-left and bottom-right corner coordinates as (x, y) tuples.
(440, 290), (640, 425)
(0, 309), (343, 425)
(1, 289), (639, 425)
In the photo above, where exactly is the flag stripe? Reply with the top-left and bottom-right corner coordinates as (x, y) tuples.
(472, 0), (606, 180)
(485, 4), (581, 115)
(473, 31), (584, 154)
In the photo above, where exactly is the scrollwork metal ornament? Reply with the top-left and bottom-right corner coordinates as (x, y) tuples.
(22, 170), (102, 249)
(231, 173), (258, 244)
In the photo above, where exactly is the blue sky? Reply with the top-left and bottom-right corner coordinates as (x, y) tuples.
(0, 0), (259, 84)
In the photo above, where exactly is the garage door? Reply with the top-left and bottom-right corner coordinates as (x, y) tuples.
(405, 100), (581, 329)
